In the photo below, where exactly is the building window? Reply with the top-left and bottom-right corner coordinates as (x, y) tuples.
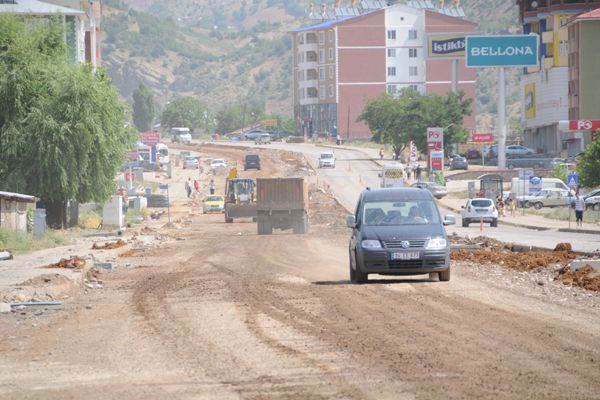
(328, 84), (334, 97)
(319, 49), (324, 63)
(328, 30), (333, 42)
(387, 48), (396, 57)
(409, 66), (418, 76)
(409, 84), (418, 91)
(409, 29), (418, 40)
(319, 67), (325, 80)
(409, 48), (417, 58)
(328, 65), (334, 78)
(319, 31), (325, 44)
(387, 85), (397, 95)
(387, 30), (397, 40)
(328, 48), (334, 61)
(319, 85), (325, 99)
(387, 67), (396, 76)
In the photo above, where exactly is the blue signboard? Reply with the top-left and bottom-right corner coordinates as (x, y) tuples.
(567, 174), (578, 188)
(530, 176), (542, 193)
(466, 35), (539, 68)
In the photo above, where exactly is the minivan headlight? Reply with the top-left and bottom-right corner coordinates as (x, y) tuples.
(361, 240), (382, 249)
(426, 237), (447, 250)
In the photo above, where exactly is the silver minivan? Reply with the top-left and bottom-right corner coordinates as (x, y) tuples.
(347, 187), (455, 283)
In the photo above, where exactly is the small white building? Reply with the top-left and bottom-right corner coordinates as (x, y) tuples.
(0, 191), (37, 233)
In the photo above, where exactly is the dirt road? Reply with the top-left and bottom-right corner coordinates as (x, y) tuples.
(1, 145), (599, 399)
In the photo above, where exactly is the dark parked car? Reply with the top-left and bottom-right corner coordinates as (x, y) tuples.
(346, 187), (455, 283)
(244, 154), (261, 170)
(465, 148), (482, 159)
(243, 129), (267, 140)
(449, 156), (468, 170)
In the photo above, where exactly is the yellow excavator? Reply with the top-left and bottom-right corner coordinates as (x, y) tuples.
(224, 168), (257, 223)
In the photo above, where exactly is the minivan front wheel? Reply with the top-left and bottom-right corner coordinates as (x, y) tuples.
(350, 251), (368, 284)
(439, 268), (451, 282)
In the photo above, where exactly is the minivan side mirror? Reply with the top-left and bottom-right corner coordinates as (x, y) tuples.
(346, 214), (356, 228)
(443, 214), (456, 226)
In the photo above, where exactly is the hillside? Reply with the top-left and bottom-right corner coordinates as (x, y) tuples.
(101, 0), (521, 133)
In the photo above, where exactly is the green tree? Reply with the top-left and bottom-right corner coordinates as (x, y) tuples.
(577, 130), (600, 187)
(160, 96), (211, 133)
(358, 89), (472, 153)
(132, 82), (155, 131)
(215, 101), (265, 134)
(0, 15), (134, 228)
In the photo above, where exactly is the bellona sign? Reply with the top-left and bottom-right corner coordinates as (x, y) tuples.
(466, 35), (539, 68)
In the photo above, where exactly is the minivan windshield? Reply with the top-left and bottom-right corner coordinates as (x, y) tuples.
(321, 153), (333, 159)
(361, 200), (440, 226)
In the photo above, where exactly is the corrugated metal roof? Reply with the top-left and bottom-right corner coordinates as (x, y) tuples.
(0, 0), (84, 15)
(575, 8), (600, 20)
(0, 191), (37, 202)
(289, 17), (352, 33)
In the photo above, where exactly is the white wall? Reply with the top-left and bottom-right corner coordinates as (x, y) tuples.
(522, 67), (569, 129)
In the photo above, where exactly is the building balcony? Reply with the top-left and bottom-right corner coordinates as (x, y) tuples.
(299, 61), (318, 70)
(298, 79), (318, 89)
(299, 97), (319, 106)
(299, 42), (318, 53)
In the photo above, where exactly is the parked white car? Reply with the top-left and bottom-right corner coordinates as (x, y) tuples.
(461, 198), (498, 227)
(254, 133), (271, 145)
(210, 159), (227, 169)
(318, 151), (336, 168)
(521, 189), (572, 209)
(183, 156), (199, 169)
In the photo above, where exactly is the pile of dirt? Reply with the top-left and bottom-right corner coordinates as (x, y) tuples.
(92, 239), (127, 250)
(556, 265), (600, 291)
(20, 273), (73, 287)
(307, 186), (347, 232)
(554, 243), (573, 252)
(119, 248), (145, 258)
(42, 257), (86, 269)
(450, 235), (508, 250)
(141, 226), (155, 234)
(451, 248), (576, 272)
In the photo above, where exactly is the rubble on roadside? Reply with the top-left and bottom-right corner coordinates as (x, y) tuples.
(91, 239), (127, 250)
(556, 265), (600, 292)
(42, 257), (86, 269)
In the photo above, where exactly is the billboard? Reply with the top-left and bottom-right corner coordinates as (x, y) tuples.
(466, 35), (539, 68)
(427, 34), (466, 59)
(524, 82), (536, 119)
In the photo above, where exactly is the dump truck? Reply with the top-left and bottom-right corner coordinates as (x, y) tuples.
(256, 177), (309, 235)
(224, 168), (257, 223)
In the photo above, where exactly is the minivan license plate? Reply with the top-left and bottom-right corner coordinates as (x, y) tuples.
(391, 252), (419, 260)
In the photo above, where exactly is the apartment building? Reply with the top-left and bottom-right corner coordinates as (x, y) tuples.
(516, 0), (600, 155)
(0, 0), (102, 67)
(291, 1), (476, 140)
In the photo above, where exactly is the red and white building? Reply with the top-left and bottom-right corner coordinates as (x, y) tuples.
(290, 1), (477, 140)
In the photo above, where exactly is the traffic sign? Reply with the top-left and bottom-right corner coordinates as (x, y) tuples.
(466, 35), (539, 68)
(519, 168), (534, 180)
(530, 176), (542, 193)
(567, 174), (578, 188)
(159, 183), (169, 190)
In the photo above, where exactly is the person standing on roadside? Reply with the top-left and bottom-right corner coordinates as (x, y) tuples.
(209, 179), (216, 195)
(573, 190), (585, 228)
(193, 179), (200, 194)
(185, 178), (192, 198)
(415, 165), (422, 182)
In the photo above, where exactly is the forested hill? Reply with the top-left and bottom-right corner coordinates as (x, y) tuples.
(101, 0), (520, 130)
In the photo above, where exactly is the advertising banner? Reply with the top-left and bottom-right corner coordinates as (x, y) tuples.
(427, 34), (466, 59)
(471, 133), (494, 143)
(466, 35), (539, 68)
(140, 130), (161, 146)
(524, 82), (536, 119)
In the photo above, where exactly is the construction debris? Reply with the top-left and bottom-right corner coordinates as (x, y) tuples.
(92, 239), (127, 250)
(556, 265), (600, 292)
(43, 257), (86, 269)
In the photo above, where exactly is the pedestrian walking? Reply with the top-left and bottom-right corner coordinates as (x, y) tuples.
(415, 165), (422, 182)
(496, 195), (505, 217)
(379, 147), (384, 160)
(193, 179), (200, 193)
(405, 165), (412, 181)
(573, 190), (585, 227)
(185, 178), (192, 198)
(209, 179), (216, 195)
(506, 197), (516, 217)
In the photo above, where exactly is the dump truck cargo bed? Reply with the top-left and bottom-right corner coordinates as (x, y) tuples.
(256, 178), (308, 212)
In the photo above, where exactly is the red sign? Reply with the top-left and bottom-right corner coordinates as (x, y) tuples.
(124, 172), (135, 182)
(568, 120), (600, 131)
(140, 130), (161, 145)
(471, 133), (494, 143)
(431, 157), (443, 171)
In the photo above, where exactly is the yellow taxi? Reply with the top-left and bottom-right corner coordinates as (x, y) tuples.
(203, 194), (225, 214)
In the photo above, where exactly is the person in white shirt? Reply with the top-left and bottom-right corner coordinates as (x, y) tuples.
(573, 190), (585, 227)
